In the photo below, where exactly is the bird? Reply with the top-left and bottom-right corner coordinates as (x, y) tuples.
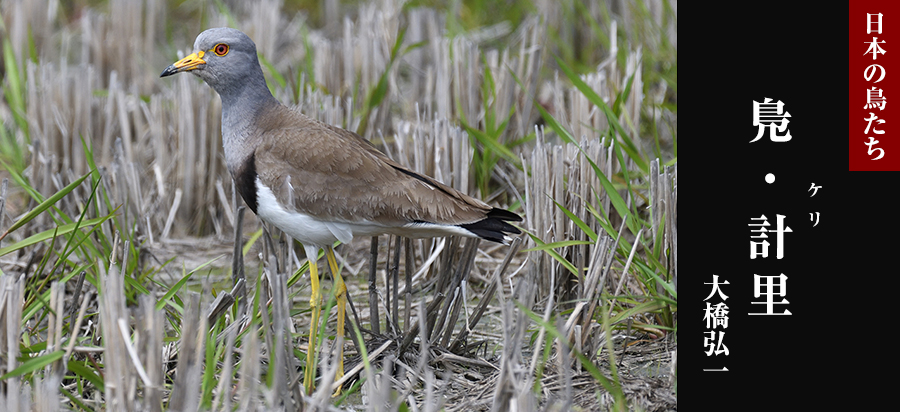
(161, 27), (522, 394)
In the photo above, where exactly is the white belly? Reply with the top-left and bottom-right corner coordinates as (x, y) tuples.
(255, 179), (346, 247)
(254, 178), (474, 248)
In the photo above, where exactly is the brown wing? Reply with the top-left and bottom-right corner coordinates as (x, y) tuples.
(253, 110), (491, 226)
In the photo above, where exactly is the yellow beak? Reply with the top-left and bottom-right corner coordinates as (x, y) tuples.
(160, 51), (206, 77)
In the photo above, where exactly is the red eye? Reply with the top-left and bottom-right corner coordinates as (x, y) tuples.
(214, 43), (229, 56)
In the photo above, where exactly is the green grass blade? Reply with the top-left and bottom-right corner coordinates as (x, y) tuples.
(357, 27), (407, 137)
(2, 33), (29, 141)
(242, 228), (264, 256)
(507, 66), (576, 144)
(462, 121), (520, 165)
(0, 214), (116, 257)
(579, 150), (635, 235)
(552, 198), (598, 242)
(516, 301), (626, 407)
(0, 172), (90, 242)
(634, 260), (677, 299)
(612, 69), (637, 117)
(201, 323), (224, 409)
(155, 257), (223, 311)
(522, 239), (593, 252)
(525, 232), (578, 276)
(259, 53), (286, 93)
(554, 56), (647, 173)
(608, 299), (666, 324)
(0, 350), (64, 380)
(20, 264), (91, 324)
(67, 360), (105, 391)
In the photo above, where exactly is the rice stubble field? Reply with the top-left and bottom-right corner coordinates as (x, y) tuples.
(0, 0), (677, 410)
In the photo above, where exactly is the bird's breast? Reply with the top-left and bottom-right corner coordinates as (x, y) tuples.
(254, 177), (345, 247)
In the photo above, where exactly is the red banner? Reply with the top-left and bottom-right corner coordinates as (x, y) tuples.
(851, 2), (900, 170)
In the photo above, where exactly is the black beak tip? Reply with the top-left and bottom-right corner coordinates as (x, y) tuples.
(160, 65), (177, 78)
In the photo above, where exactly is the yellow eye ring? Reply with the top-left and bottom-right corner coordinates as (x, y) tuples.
(213, 43), (229, 56)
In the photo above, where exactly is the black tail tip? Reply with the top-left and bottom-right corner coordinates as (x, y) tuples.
(459, 208), (522, 244)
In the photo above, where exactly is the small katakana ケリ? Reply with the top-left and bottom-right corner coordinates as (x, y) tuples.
(865, 37), (887, 60)
(808, 183), (822, 197)
(750, 274), (791, 315)
(751, 98), (792, 142)
(865, 87), (887, 110)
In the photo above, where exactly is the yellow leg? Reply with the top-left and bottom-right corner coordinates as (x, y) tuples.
(304, 251), (321, 395)
(325, 247), (346, 395)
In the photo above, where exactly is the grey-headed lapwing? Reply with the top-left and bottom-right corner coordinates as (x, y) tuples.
(161, 27), (521, 394)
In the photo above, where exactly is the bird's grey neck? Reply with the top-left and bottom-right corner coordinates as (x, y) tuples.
(219, 73), (279, 173)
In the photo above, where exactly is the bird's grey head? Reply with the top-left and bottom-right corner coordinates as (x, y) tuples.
(160, 28), (264, 98)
